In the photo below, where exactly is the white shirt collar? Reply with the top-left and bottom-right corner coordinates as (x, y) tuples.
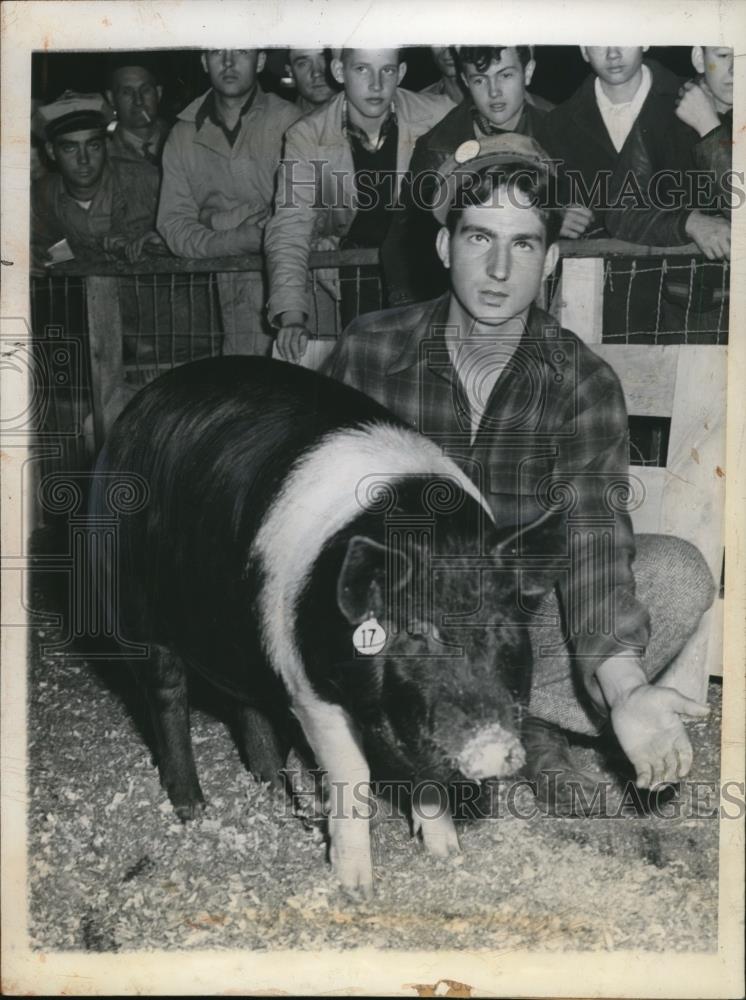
(594, 63), (652, 152)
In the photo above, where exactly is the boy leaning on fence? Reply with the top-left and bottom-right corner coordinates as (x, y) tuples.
(157, 49), (302, 357)
(264, 47), (452, 366)
(675, 46), (734, 227)
(30, 92), (162, 271)
(539, 46), (730, 258)
(324, 133), (716, 813)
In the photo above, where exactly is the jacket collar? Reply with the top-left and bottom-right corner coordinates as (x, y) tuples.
(427, 98), (544, 154)
(386, 296), (566, 377)
(178, 84), (268, 125)
(317, 89), (411, 147)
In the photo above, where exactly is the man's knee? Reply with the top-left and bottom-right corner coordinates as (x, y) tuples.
(636, 532), (717, 621)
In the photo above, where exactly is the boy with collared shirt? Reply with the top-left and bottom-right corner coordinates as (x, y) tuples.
(325, 134), (715, 812)
(158, 48), (302, 356)
(384, 45), (556, 306)
(265, 47), (452, 364)
(540, 46), (729, 257)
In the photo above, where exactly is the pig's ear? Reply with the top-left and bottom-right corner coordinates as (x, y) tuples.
(336, 535), (413, 625)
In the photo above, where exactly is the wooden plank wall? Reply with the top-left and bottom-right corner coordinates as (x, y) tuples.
(558, 261), (726, 698)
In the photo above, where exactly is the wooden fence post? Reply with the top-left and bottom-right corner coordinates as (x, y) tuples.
(557, 257), (605, 344)
(85, 276), (124, 451)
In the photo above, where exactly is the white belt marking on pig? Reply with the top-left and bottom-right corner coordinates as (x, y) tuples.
(253, 421), (492, 697)
(252, 421), (491, 891)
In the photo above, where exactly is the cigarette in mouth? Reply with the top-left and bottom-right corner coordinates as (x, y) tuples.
(141, 109), (152, 123)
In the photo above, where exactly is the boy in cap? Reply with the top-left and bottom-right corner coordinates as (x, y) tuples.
(326, 133), (715, 813)
(31, 91), (161, 269)
(265, 47), (452, 365)
(158, 49), (302, 356)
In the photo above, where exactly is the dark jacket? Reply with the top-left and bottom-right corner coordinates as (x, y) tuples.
(382, 98), (550, 305)
(689, 107), (733, 217)
(538, 60), (694, 245)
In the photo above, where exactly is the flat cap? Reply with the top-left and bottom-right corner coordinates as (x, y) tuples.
(32, 91), (114, 142)
(431, 132), (556, 225)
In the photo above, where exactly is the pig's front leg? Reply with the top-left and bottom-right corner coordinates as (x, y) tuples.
(413, 783), (461, 858)
(291, 697), (374, 898)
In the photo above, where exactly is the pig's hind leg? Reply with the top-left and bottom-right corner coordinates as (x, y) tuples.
(139, 644), (206, 821)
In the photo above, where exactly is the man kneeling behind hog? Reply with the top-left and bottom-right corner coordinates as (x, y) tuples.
(326, 133), (716, 810)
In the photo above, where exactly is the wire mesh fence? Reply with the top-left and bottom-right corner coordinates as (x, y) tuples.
(601, 255), (729, 345)
(29, 273), (92, 481)
(28, 242), (729, 501)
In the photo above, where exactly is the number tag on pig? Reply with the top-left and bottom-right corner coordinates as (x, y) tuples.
(352, 617), (387, 656)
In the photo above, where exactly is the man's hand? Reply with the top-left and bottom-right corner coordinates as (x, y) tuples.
(675, 81), (721, 138)
(560, 205), (594, 239)
(610, 684), (710, 787)
(685, 210), (730, 260)
(275, 311), (310, 363)
(198, 204), (269, 243)
(596, 655), (710, 787)
(233, 214), (264, 253)
(122, 232), (166, 263)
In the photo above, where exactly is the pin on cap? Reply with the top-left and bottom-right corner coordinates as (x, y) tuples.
(453, 139), (482, 164)
(431, 132), (555, 225)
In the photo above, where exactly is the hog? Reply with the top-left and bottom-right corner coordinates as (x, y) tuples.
(91, 356), (537, 896)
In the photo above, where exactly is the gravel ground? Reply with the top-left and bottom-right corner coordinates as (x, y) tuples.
(27, 560), (722, 954)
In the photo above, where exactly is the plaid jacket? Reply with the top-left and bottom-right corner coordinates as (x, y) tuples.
(325, 296), (650, 709)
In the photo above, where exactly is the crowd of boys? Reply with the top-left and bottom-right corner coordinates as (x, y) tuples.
(30, 45), (729, 811)
(32, 45), (732, 340)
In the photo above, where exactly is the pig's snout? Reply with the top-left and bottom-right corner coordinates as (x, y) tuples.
(456, 724), (526, 780)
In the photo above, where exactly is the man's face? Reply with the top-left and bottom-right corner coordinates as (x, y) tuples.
(106, 66), (162, 131)
(201, 49), (266, 98)
(461, 48), (534, 129)
(46, 128), (107, 195)
(331, 49), (405, 122)
(581, 47), (647, 88)
(695, 46), (734, 111)
(431, 46), (457, 79)
(436, 188), (558, 328)
(287, 48), (334, 105)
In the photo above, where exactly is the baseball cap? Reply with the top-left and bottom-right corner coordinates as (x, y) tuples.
(32, 91), (115, 142)
(431, 132), (556, 225)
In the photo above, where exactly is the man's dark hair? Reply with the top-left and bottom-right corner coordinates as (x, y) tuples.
(445, 161), (562, 246)
(106, 53), (160, 91)
(455, 46), (533, 75)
